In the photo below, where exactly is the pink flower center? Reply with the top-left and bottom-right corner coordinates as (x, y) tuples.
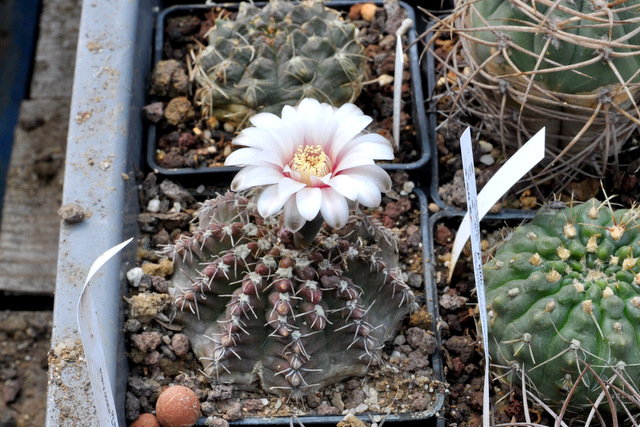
(289, 145), (332, 185)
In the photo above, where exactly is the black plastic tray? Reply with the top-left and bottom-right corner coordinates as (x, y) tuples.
(146, 1), (433, 184)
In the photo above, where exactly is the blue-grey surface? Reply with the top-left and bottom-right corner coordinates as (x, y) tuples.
(0, 0), (41, 220)
(46, 0), (158, 425)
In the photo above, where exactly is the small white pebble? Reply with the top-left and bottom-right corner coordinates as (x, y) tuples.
(402, 181), (415, 194)
(355, 403), (368, 414)
(274, 399), (282, 410)
(428, 202), (440, 213)
(479, 154), (495, 166)
(147, 198), (161, 213)
(478, 140), (493, 153)
(169, 202), (182, 213)
(393, 334), (406, 345)
(196, 185), (205, 194)
(373, 415), (382, 423)
(261, 398), (269, 406)
(126, 267), (144, 287)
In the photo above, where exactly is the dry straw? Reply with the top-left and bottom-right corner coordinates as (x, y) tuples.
(425, 0), (640, 191)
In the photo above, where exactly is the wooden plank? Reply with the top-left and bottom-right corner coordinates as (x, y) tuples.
(29, 0), (81, 99)
(0, 99), (69, 294)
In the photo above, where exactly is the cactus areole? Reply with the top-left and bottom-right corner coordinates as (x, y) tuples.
(469, 0), (640, 95)
(484, 199), (640, 410)
(192, 0), (367, 128)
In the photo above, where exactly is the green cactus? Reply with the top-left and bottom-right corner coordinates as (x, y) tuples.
(469, 0), (640, 96)
(484, 199), (640, 411)
(162, 191), (415, 400)
(192, 0), (367, 129)
(430, 0), (640, 181)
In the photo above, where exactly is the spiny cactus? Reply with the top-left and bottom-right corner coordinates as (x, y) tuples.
(428, 0), (640, 187)
(192, 0), (367, 129)
(484, 199), (640, 411)
(162, 191), (414, 400)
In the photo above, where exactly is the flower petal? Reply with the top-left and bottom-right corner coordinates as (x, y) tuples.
(278, 177), (307, 199)
(334, 102), (364, 123)
(333, 140), (394, 173)
(249, 111), (282, 130)
(311, 103), (339, 149)
(320, 187), (349, 229)
(336, 133), (394, 159)
(332, 153), (375, 173)
(257, 185), (290, 217)
(350, 175), (382, 207)
(327, 115), (373, 158)
(295, 187), (322, 221)
(341, 164), (392, 192)
(327, 174), (358, 200)
(283, 197), (306, 232)
(234, 127), (289, 159)
(225, 147), (284, 167)
(230, 166), (284, 192)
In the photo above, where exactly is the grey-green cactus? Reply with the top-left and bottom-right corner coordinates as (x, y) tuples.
(484, 199), (640, 411)
(162, 191), (414, 399)
(192, 0), (368, 129)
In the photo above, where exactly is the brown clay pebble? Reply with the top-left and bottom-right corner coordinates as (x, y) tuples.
(156, 385), (201, 427)
(131, 413), (161, 427)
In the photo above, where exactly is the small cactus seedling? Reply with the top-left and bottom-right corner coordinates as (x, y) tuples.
(192, 0), (367, 129)
(162, 191), (415, 399)
(484, 199), (640, 411)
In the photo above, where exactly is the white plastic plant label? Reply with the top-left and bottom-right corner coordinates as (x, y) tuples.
(457, 127), (545, 426)
(448, 127), (546, 281)
(77, 238), (134, 427)
(393, 18), (413, 148)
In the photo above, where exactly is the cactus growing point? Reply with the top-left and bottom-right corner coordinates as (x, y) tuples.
(484, 199), (640, 411)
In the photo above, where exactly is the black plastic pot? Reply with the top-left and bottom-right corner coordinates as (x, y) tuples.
(178, 188), (445, 426)
(422, 20), (541, 221)
(146, 1), (432, 184)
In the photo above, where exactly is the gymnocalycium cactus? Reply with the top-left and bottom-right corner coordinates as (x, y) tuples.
(484, 199), (640, 411)
(162, 99), (414, 399)
(192, 0), (367, 129)
(164, 192), (414, 399)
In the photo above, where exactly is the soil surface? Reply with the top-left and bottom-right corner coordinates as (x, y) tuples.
(0, 311), (52, 427)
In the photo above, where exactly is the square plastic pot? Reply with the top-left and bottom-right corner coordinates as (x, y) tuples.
(422, 21), (540, 221)
(48, 1), (443, 425)
(146, 1), (432, 184)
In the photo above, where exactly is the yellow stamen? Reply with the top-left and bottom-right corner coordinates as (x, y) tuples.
(289, 145), (332, 185)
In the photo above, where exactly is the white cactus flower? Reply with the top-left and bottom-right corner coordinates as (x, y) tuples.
(225, 98), (393, 232)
